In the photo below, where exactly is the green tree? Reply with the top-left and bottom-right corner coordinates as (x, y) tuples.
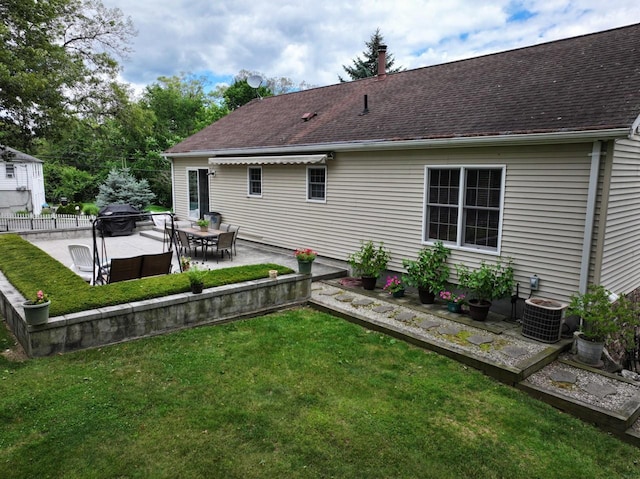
(44, 162), (96, 203)
(339, 28), (402, 82)
(0, 0), (136, 150)
(221, 77), (273, 111)
(96, 168), (155, 210)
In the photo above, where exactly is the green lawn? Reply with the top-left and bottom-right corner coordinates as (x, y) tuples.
(1, 308), (639, 478)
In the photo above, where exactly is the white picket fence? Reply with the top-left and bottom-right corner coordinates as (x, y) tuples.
(0, 213), (96, 232)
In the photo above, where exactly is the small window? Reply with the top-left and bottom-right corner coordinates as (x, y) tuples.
(5, 163), (15, 178)
(424, 166), (504, 252)
(307, 166), (326, 202)
(248, 166), (262, 197)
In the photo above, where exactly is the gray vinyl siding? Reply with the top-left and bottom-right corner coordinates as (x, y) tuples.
(599, 138), (640, 294)
(173, 143), (596, 303)
(171, 158), (209, 220)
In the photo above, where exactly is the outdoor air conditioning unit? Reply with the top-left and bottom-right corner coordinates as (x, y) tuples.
(521, 297), (567, 343)
(15, 186), (26, 191)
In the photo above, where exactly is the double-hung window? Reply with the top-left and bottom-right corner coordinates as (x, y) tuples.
(424, 166), (504, 252)
(248, 166), (262, 197)
(5, 163), (15, 178)
(307, 166), (326, 202)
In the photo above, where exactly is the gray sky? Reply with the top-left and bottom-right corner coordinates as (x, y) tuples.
(102, 0), (640, 94)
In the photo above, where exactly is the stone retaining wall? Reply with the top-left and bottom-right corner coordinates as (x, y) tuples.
(0, 272), (310, 357)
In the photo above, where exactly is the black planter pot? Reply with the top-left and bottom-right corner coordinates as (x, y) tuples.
(418, 287), (435, 304)
(191, 283), (204, 294)
(361, 276), (377, 290)
(468, 299), (491, 321)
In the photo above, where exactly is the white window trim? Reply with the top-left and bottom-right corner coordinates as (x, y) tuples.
(247, 166), (262, 198)
(422, 165), (506, 255)
(306, 165), (327, 203)
(186, 168), (202, 220)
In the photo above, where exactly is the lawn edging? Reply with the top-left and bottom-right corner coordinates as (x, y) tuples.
(0, 271), (311, 357)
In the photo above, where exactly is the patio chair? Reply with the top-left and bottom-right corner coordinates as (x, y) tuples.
(204, 231), (234, 263)
(68, 244), (110, 284)
(228, 225), (240, 256)
(219, 222), (231, 232)
(177, 229), (199, 257)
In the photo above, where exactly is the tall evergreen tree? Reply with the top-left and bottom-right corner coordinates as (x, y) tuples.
(339, 28), (402, 82)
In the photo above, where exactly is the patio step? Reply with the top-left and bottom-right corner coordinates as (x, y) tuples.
(139, 228), (165, 242)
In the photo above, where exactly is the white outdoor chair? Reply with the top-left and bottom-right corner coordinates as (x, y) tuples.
(68, 244), (110, 284)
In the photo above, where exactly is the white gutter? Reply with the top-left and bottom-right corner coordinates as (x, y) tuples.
(162, 128), (628, 159)
(579, 140), (602, 294)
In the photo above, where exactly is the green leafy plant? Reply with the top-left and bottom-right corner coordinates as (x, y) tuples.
(567, 285), (639, 343)
(456, 259), (514, 304)
(196, 219), (209, 228)
(186, 266), (207, 286)
(401, 241), (450, 294)
(347, 241), (391, 278)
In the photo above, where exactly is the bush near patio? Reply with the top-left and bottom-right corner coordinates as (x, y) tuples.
(0, 234), (294, 316)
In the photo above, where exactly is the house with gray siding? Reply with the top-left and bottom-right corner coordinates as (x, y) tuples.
(165, 23), (640, 304)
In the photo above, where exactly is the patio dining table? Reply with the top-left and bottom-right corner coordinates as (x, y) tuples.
(177, 227), (226, 259)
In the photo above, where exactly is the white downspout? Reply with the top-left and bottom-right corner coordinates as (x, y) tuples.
(578, 141), (602, 294)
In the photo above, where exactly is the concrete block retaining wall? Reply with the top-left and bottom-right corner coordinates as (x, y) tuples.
(0, 272), (311, 357)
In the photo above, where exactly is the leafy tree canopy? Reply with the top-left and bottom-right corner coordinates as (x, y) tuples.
(339, 28), (402, 82)
(0, 0), (136, 150)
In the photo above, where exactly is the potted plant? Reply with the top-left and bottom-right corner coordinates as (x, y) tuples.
(186, 266), (207, 294)
(456, 259), (514, 321)
(23, 290), (50, 326)
(383, 275), (405, 298)
(294, 248), (317, 275)
(567, 285), (639, 366)
(401, 241), (450, 304)
(180, 255), (191, 271)
(439, 290), (466, 313)
(196, 219), (209, 231)
(347, 241), (391, 290)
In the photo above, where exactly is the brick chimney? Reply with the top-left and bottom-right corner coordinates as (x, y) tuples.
(377, 44), (387, 78)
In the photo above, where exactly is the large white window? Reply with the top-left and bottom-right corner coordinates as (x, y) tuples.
(307, 166), (326, 202)
(424, 166), (504, 252)
(248, 166), (262, 197)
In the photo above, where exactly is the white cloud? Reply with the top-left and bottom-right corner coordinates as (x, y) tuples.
(102, 0), (640, 90)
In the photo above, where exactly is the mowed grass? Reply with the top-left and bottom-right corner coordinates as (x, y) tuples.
(1, 308), (639, 479)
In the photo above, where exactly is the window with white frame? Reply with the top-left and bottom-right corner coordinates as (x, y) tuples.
(307, 166), (326, 202)
(248, 166), (262, 197)
(424, 166), (504, 251)
(5, 163), (15, 178)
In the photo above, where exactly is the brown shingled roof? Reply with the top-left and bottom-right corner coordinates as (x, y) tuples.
(167, 23), (640, 154)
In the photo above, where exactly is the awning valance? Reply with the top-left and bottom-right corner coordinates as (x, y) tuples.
(209, 154), (329, 166)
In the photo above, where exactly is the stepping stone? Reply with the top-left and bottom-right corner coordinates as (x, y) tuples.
(581, 382), (618, 399)
(352, 298), (374, 306)
(419, 320), (440, 330)
(336, 295), (355, 303)
(395, 311), (416, 322)
(319, 290), (341, 296)
(549, 370), (577, 384)
(501, 346), (529, 358)
(438, 325), (460, 335)
(373, 305), (394, 313)
(467, 335), (494, 346)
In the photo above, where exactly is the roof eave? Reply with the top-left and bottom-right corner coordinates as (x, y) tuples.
(163, 128), (631, 159)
